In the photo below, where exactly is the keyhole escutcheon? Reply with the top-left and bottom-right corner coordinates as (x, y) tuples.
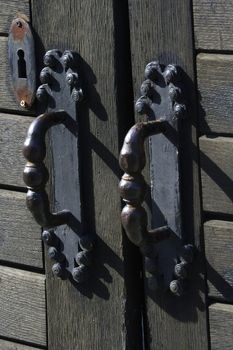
(17, 49), (27, 78)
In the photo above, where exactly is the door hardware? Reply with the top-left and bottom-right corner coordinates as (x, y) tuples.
(23, 50), (94, 283)
(119, 61), (194, 295)
(8, 17), (36, 109)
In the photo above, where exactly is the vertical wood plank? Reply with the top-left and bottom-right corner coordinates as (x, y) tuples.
(128, 1), (208, 349)
(31, 1), (141, 349)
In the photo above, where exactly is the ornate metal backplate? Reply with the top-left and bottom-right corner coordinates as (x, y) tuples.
(135, 62), (194, 295)
(24, 50), (94, 283)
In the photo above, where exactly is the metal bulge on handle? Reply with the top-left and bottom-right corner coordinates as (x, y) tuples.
(119, 61), (195, 296)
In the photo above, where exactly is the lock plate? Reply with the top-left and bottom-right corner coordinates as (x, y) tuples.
(8, 17), (36, 109)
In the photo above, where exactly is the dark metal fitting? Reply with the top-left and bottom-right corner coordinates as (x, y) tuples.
(40, 67), (52, 85)
(169, 279), (184, 296)
(135, 96), (151, 115)
(168, 85), (181, 102)
(36, 85), (49, 104)
(16, 20), (22, 28)
(179, 244), (195, 264)
(72, 265), (88, 283)
(52, 263), (64, 278)
(61, 50), (74, 68)
(42, 230), (55, 246)
(79, 236), (94, 252)
(75, 251), (92, 266)
(164, 64), (178, 85)
(173, 103), (186, 119)
(139, 241), (154, 258)
(43, 50), (59, 68)
(71, 88), (83, 102)
(145, 257), (158, 274)
(174, 262), (188, 279)
(48, 247), (65, 263)
(66, 72), (79, 87)
(144, 61), (160, 81)
(140, 79), (155, 98)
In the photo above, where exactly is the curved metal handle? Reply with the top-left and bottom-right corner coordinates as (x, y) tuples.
(23, 111), (70, 228)
(119, 120), (170, 252)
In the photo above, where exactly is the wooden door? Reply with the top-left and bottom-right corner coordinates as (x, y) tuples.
(0, 1), (233, 350)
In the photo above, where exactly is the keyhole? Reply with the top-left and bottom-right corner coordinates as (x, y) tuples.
(17, 49), (27, 78)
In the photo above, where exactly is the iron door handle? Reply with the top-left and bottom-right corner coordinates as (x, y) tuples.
(119, 61), (195, 295)
(119, 120), (170, 252)
(23, 111), (70, 228)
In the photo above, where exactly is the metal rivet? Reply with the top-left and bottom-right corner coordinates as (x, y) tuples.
(140, 79), (155, 98)
(36, 85), (49, 104)
(42, 230), (55, 246)
(144, 61), (160, 81)
(75, 251), (92, 266)
(43, 50), (58, 68)
(174, 103), (186, 119)
(52, 263), (64, 278)
(40, 67), (52, 84)
(174, 262), (188, 279)
(170, 279), (184, 296)
(72, 265), (88, 283)
(66, 72), (79, 87)
(164, 64), (178, 85)
(79, 236), (94, 251)
(168, 85), (181, 102)
(135, 97), (151, 115)
(71, 88), (83, 102)
(48, 247), (64, 263)
(61, 50), (74, 69)
(20, 100), (27, 108)
(147, 276), (159, 291)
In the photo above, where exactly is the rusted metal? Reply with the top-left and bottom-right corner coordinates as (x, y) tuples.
(8, 17), (36, 109)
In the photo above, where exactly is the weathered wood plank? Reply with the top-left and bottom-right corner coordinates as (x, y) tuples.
(197, 54), (233, 134)
(0, 37), (23, 111)
(200, 136), (233, 215)
(209, 303), (233, 350)
(0, 0), (30, 34)
(204, 220), (233, 301)
(0, 113), (33, 187)
(193, 0), (233, 50)
(0, 266), (46, 346)
(0, 339), (37, 350)
(31, 1), (140, 349)
(128, 1), (208, 349)
(0, 190), (42, 268)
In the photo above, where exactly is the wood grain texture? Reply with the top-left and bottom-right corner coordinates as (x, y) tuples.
(200, 136), (233, 215)
(0, 113), (33, 187)
(0, 190), (42, 268)
(197, 54), (233, 134)
(204, 220), (233, 301)
(193, 0), (233, 50)
(0, 339), (37, 350)
(0, 266), (46, 346)
(209, 303), (233, 350)
(128, 1), (208, 349)
(31, 1), (140, 349)
(0, 37), (28, 112)
(0, 0), (30, 34)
